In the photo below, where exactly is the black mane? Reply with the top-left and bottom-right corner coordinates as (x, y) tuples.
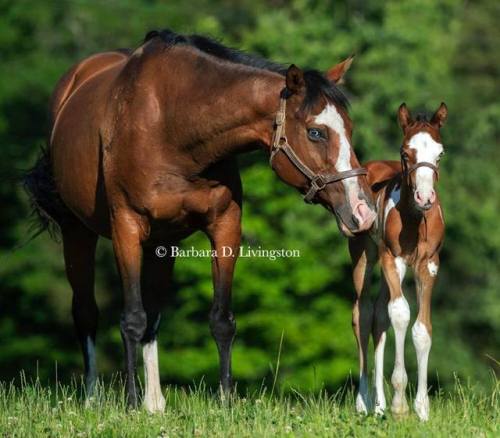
(144, 29), (349, 111)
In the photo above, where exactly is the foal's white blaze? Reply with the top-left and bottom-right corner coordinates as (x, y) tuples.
(408, 132), (443, 199)
(143, 339), (166, 413)
(314, 104), (361, 202)
(427, 261), (438, 277)
(412, 321), (432, 421)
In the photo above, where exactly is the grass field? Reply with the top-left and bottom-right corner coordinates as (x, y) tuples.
(0, 376), (497, 437)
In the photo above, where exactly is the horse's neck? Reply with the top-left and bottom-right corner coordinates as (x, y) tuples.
(158, 50), (284, 173)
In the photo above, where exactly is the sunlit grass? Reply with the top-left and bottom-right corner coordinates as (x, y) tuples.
(0, 374), (497, 437)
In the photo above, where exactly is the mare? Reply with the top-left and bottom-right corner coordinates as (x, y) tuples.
(25, 29), (377, 411)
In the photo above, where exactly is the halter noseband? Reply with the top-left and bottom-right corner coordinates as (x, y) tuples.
(269, 90), (367, 203)
(403, 161), (440, 182)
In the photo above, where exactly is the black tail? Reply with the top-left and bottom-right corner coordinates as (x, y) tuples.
(23, 147), (73, 241)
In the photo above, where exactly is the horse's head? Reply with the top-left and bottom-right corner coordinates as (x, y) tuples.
(398, 102), (448, 211)
(270, 59), (376, 236)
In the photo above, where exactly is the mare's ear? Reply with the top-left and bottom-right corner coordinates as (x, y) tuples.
(431, 102), (448, 128)
(326, 55), (354, 84)
(286, 64), (305, 94)
(398, 103), (413, 131)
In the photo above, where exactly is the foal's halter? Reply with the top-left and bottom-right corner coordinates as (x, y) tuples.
(402, 160), (440, 185)
(269, 92), (367, 203)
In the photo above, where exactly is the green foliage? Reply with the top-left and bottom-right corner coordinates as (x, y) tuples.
(0, 0), (498, 395)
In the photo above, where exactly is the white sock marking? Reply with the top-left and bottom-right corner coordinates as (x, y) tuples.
(388, 296), (410, 414)
(412, 321), (432, 421)
(374, 331), (387, 415)
(86, 337), (97, 392)
(356, 372), (370, 414)
(143, 339), (165, 413)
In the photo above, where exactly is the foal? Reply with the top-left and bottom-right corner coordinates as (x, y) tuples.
(349, 102), (447, 421)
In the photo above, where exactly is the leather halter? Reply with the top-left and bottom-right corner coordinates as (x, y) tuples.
(404, 161), (439, 181)
(269, 91), (367, 203)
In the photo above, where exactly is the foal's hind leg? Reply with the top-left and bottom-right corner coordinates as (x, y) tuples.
(348, 235), (377, 414)
(140, 246), (176, 413)
(381, 251), (410, 417)
(372, 276), (390, 415)
(62, 222), (99, 397)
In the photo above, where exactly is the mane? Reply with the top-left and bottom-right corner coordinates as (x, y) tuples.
(144, 29), (349, 111)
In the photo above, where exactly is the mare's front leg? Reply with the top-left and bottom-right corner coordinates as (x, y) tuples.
(381, 251), (410, 417)
(205, 202), (241, 394)
(412, 255), (438, 421)
(348, 235), (377, 414)
(111, 209), (148, 408)
(140, 246), (176, 413)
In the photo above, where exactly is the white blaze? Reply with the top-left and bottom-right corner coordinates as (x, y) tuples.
(408, 132), (443, 198)
(314, 104), (360, 201)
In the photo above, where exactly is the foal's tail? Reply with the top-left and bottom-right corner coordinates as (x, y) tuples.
(23, 147), (72, 241)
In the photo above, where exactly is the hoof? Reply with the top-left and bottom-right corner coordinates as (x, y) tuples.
(374, 399), (386, 417)
(143, 393), (166, 414)
(414, 396), (429, 421)
(355, 393), (369, 414)
(391, 395), (409, 417)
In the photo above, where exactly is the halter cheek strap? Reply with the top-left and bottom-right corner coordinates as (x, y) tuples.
(270, 90), (367, 203)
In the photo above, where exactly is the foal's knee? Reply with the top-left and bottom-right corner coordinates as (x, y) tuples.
(388, 296), (410, 329)
(120, 309), (147, 342)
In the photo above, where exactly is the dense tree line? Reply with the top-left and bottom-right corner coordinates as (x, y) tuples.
(0, 0), (498, 392)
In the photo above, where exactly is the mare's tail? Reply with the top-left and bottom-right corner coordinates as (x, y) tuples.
(23, 147), (72, 240)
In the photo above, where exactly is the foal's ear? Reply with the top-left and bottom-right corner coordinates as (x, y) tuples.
(286, 64), (305, 94)
(326, 55), (354, 84)
(431, 102), (448, 128)
(398, 103), (413, 131)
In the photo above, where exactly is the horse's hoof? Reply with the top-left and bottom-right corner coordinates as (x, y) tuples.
(391, 396), (409, 417)
(355, 393), (369, 414)
(143, 392), (166, 414)
(414, 396), (429, 421)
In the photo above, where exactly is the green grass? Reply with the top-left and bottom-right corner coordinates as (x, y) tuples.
(0, 377), (497, 437)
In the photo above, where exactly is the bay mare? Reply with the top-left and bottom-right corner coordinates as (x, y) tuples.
(24, 29), (376, 411)
(348, 103), (447, 421)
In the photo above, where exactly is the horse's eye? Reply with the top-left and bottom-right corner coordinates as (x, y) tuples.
(401, 152), (409, 161)
(307, 128), (325, 142)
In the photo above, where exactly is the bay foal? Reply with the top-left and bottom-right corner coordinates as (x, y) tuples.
(25, 30), (376, 412)
(349, 102), (447, 420)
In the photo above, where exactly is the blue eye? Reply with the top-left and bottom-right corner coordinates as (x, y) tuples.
(307, 128), (325, 141)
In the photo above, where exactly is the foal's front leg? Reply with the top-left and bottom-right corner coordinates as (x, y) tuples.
(206, 203), (241, 394)
(381, 251), (410, 416)
(412, 255), (438, 421)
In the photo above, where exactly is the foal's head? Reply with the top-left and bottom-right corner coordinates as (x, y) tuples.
(270, 59), (376, 236)
(398, 102), (448, 210)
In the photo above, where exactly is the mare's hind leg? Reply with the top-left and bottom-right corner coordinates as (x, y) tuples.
(372, 276), (390, 415)
(348, 234), (377, 414)
(140, 246), (176, 413)
(62, 222), (99, 396)
(380, 250), (410, 417)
